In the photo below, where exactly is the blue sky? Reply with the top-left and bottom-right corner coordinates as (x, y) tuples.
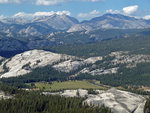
(0, 0), (150, 21)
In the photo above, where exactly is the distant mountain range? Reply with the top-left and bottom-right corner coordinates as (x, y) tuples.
(0, 14), (79, 37)
(0, 13), (150, 37)
(0, 13), (150, 56)
(68, 13), (150, 32)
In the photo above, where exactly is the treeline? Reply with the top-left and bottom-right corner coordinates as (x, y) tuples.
(45, 36), (150, 58)
(0, 50), (26, 58)
(76, 62), (150, 88)
(0, 65), (70, 88)
(0, 91), (112, 113)
(2, 61), (150, 89)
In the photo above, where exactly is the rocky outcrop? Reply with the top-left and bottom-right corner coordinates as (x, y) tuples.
(88, 67), (118, 76)
(0, 91), (12, 100)
(85, 88), (146, 113)
(110, 51), (150, 68)
(43, 88), (146, 113)
(1, 50), (150, 78)
(0, 56), (3, 61)
(43, 89), (88, 97)
(53, 56), (102, 72)
(0, 50), (77, 78)
(0, 50), (103, 78)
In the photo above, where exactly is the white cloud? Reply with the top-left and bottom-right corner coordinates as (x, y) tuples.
(0, 0), (24, 4)
(78, 10), (101, 18)
(0, 0), (103, 5)
(0, 15), (6, 19)
(0, 0), (8, 4)
(143, 15), (150, 20)
(123, 5), (138, 15)
(106, 9), (121, 14)
(82, 0), (103, 1)
(13, 11), (71, 18)
(36, 0), (103, 5)
(34, 11), (70, 16)
(56, 11), (71, 16)
(33, 11), (55, 16)
(36, 0), (65, 5)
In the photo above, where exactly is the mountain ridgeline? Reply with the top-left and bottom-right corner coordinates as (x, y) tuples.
(0, 13), (150, 57)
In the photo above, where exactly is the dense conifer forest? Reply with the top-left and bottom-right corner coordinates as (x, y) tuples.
(0, 90), (112, 113)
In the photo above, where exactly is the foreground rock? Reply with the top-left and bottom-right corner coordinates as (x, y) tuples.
(43, 88), (146, 113)
(85, 88), (146, 113)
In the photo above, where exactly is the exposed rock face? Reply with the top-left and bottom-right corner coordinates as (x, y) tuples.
(0, 91), (12, 100)
(53, 60), (85, 72)
(110, 51), (150, 68)
(88, 67), (118, 76)
(85, 88), (146, 113)
(0, 50), (77, 78)
(84, 56), (102, 64)
(43, 89), (88, 98)
(0, 50), (103, 78)
(53, 56), (103, 72)
(43, 88), (146, 113)
(0, 56), (3, 61)
(1, 50), (150, 78)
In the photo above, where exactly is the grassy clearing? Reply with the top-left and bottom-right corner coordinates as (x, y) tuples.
(33, 80), (107, 91)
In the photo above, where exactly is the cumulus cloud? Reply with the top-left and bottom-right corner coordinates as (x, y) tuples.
(123, 5), (138, 15)
(0, 0), (103, 5)
(0, 0), (24, 4)
(36, 0), (64, 5)
(106, 9), (121, 14)
(13, 11), (71, 18)
(143, 15), (150, 20)
(78, 10), (101, 18)
(36, 0), (103, 5)
(56, 11), (71, 15)
(82, 0), (103, 1)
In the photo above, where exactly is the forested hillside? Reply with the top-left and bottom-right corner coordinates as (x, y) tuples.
(1, 28), (150, 58)
(0, 90), (112, 113)
(48, 36), (150, 58)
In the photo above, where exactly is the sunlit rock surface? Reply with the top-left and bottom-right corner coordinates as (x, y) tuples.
(0, 91), (12, 100)
(43, 88), (146, 113)
(85, 88), (146, 113)
(0, 50), (76, 78)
